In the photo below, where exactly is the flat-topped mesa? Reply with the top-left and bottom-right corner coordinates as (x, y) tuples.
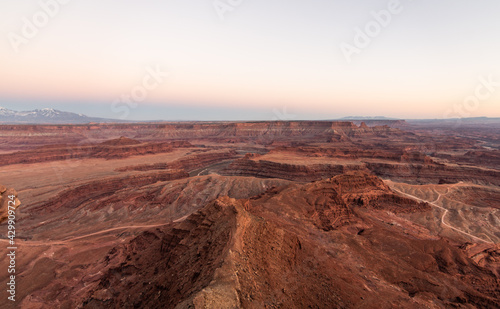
(330, 121), (359, 129)
(148, 120), (405, 144)
(327, 171), (389, 193)
(400, 151), (436, 164)
(0, 185), (20, 224)
(100, 136), (141, 146)
(0, 121), (404, 146)
(323, 171), (431, 213)
(221, 157), (368, 182)
(174, 121), (360, 138)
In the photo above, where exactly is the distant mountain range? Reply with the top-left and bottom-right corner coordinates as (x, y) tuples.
(0, 107), (498, 125)
(0, 107), (129, 124)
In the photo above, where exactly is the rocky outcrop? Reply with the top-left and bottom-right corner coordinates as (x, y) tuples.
(0, 185), (20, 224)
(462, 243), (500, 278)
(400, 151), (436, 164)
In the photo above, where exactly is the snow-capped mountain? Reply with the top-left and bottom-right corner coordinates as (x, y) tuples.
(0, 107), (16, 117)
(0, 107), (128, 124)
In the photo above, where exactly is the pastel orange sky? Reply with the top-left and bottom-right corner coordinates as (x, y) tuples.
(1, 0), (499, 120)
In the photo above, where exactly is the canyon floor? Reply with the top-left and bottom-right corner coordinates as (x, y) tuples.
(0, 120), (499, 308)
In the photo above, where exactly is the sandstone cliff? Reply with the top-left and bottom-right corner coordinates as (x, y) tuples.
(221, 157), (368, 182)
(0, 139), (193, 166)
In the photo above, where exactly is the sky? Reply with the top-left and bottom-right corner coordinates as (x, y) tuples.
(1, 0), (499, 121)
